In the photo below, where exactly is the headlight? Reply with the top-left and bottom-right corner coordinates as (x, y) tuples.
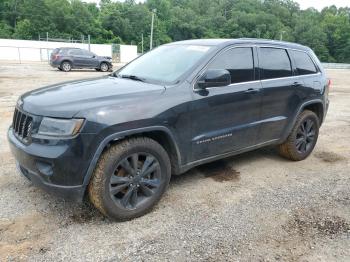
(38, 117), (84, 137)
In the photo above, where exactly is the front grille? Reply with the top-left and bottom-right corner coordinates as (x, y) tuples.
(12, 108), (33, 143)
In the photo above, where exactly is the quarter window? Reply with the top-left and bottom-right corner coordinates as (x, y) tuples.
(260, 48), (292, 79)
(208, 47), (255, 84)
(290, 50), (318, 75)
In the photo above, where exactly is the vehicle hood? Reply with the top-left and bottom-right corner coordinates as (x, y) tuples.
(20, 76), (165, 118)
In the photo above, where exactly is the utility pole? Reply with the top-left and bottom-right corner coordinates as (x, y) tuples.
(280, 30), (286, 41)
(141, 33), (144, 54)
(88, 35), (91, 51)
(150, 9), (156, 50)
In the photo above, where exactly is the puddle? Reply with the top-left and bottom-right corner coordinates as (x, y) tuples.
(314, 151), (346, 163)
(198, 160), (240, 182)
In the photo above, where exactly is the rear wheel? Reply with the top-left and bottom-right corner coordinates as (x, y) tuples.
(100, 62), (109, 72)
(60, 61), (72, 72)
(278, 110), (319, 161)
(88, 137), (171, 221)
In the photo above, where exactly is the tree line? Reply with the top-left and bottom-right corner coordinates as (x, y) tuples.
(0, 0), (350, 62)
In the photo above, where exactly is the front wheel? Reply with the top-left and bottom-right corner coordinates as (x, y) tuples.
(88, 137), (171, 221)
(100, 62), (109, 72)
(278, 110), (319, 161)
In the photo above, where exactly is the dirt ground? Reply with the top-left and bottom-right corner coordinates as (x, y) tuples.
(0, 62), (349, 261)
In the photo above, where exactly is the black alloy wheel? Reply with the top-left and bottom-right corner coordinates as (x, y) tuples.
(88, 137), (171, 221)
(109, 152), (161, 209)
(278, 110), (319, 161)
(295, 118), (316, 154)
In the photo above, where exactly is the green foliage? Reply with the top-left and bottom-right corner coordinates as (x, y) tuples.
(0, 22), (13, 38)
(0, 0), (350, 62)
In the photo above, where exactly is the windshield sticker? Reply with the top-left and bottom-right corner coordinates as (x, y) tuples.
(186, 46), (210, 52)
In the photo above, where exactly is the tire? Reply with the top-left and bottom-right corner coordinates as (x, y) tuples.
(278, 110), (319, 161)
(100, 62), (109, 72)
(60, 61), (72, 72)
(58, 67), (63, 71)
(95, 68), (101, 71)
(88, 137), (171, 221)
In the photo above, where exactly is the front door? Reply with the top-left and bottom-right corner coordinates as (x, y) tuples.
(190, 46), (262, 162)
(71, 49), (98, 68)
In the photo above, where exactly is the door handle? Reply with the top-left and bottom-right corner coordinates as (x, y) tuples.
(293, 81), (302, 87)
(244, 88), (259, 94)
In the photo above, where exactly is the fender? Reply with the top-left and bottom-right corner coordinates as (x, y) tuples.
(82, 126), (182, 186)
(280, 99), (325, 143)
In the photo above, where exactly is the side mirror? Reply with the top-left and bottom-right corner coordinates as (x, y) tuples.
(196, 69), (231, 89)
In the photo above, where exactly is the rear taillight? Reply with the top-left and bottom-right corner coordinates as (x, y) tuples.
(52, 54), (59, 60)
(327, 78), (331, 89)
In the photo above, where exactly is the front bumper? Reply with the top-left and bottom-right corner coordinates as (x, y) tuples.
(16, 162), (85, 201)
(8, 128), (95, 201)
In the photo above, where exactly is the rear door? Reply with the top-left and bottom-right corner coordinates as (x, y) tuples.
(256, 47), (298, 143)
(190, 46), (263, 161)
(288, 49), (321, 101)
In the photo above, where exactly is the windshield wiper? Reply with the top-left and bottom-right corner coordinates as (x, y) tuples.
(118, 74), (145, 82)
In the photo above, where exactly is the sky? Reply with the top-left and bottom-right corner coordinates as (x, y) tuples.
(83, 0), (350, 10)
(295, 0), (350, 10)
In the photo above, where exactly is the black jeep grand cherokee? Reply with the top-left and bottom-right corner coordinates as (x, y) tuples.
(8, 39), (330, 220)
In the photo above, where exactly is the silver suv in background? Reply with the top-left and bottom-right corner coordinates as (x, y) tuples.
(50, 47), (113, 72)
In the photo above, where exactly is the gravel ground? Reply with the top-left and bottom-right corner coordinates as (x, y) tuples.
(0, 62), (349, 261)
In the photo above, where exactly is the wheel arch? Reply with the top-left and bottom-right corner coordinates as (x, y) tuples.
(281, 99), (325, 143)
(302, 102), (324, 124)
(82, 126), (182, 187)
(60, 59), (72, 68)
(100, 61), (110, 67)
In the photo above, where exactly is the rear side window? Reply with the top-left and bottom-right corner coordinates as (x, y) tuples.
(290, 50), (318, 75)
(208, 47), (254, 84)
(68, 49), (83, 56)
(260, 48), (292, 80)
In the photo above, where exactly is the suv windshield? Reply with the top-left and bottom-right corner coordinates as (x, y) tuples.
(115, 44), (213, 84)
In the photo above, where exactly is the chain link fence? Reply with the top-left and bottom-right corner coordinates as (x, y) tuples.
(0, 46), (54, 63)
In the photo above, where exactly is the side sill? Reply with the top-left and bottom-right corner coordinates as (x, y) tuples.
(178, 139), (280, 174)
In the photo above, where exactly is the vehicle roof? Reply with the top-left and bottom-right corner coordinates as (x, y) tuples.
(170, 38), (310, 51)
(56, 47), (82, 50)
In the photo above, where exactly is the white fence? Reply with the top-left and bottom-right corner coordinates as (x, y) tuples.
(0, 39), (137, 63)
(322, 63), (350, 69)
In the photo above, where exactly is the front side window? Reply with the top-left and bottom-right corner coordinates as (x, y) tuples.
(116, 44), (213, 84)
(260, 48), (292, 80)
(208, 47), (255, 84)
(290, 50), (318, 75)
(81, 50), (95, 57)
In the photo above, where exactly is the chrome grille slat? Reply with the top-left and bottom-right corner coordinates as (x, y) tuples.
(12, 108), (33, 143)
(15, 110), (21, 132)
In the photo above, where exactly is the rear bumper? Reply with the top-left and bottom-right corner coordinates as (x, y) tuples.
(50, 60), (60, 68)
